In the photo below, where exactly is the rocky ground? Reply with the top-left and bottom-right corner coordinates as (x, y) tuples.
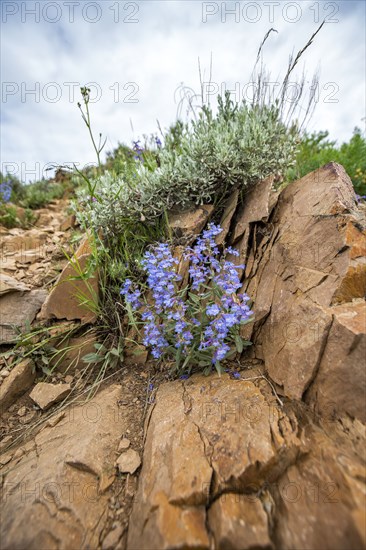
(0, 163), (365, 550)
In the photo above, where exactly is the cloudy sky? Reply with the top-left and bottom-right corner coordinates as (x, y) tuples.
(1, 0), (365, 182)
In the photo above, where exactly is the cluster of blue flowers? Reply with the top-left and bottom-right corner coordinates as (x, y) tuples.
(0, 181), (12, 203)
(120, 224), (253, 369)
(184, 224), (253, 363)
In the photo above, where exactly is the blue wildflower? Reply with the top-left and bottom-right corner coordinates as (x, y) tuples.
(0, 181), (12, 203)
(206, 304), (220, 317)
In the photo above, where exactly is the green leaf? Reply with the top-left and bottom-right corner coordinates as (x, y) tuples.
(234, 334), (244, 354)
(214, 362), (224, 376)
(41, 365), (52, 376)
(82, 352), (103, 364)
(188, 292), (201, 304)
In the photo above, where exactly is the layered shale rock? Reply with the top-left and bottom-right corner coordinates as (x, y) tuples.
(127, 374), (365, 550)
(0, 385), (124, 550)
(232, 163), (365, 420)
(39, 234), (98, 324)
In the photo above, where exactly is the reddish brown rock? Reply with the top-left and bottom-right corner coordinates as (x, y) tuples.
(240, 163), (365, 404)
(39, 234), (98, 323)
(270, 425), (366, 550)
(208, 494), (273, 550)
(29, 382), (71, 410)
(306, 301), (366, 422)
(0, 273), (28, 295)
(0, 229), (48, 258)
(0, 385), (124, 550)
(215, 188), (239, 245)
(127, 375), (301, 549)
(59, 214), (76, 231)
(231, 175), (277, 243)
(173, 245), (190, 289)
(0, 288), (47, 343)
(127, 372), (365, 549)
(50, 331), (99, 373)
(116, 449), (141, 474)
(127, 379), (213, 549)
(168, 205), (214, 244)
(0, 359), (35, 413)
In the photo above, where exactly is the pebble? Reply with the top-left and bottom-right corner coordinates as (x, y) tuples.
(17, 406), (27, 417)
(19, 411), (37, 424)
(116, 449), (141, 474)
(0, 369), (10, 378)
(118, 438), (130, 452)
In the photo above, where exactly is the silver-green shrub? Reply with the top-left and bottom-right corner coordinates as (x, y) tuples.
(75, 92), (299, 230)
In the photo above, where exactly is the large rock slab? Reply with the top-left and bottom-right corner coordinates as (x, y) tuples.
(39, 235), (98, 323)
(127, 375), (301, 550)
(0, 385), (124, 550)
(208, 494), (273, 550)
(306, 301), (366, 422)
(0, 288), (47, 343)
(270, 424), (366, 550)
(240, 163), (366, 408)
(127, 374), (365, 550)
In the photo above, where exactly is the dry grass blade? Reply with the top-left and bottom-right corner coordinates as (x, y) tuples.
(280, 20), (325, 106)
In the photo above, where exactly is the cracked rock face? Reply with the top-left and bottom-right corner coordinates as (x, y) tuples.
(127, 375), (301, 550)
(127, 375), (366, 550)
(0, 288), (48, 343)
(39, 235), (98, 324)
(235, 163), (365, 418)
(0, 385), (124, 550)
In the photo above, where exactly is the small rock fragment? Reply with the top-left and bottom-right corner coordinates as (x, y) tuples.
(118, 438), (130, 452)
(102, 525), (124, 550)
(0, 359), (35, 413)
(29, 382), (71, 410)
(0, 453), (13, 466)
(19, 411), (37, 424)
(116, 449), (141, 474)
(17, 406), (27, 417)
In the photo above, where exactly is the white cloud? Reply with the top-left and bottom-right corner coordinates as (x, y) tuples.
(1, 0), (365, 182)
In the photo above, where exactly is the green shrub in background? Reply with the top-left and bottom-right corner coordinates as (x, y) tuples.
(0, 170), (72, 218)
(0, 203), (37, 229)
(20, 180), (65, 209)
(289, 128), (366, 195)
